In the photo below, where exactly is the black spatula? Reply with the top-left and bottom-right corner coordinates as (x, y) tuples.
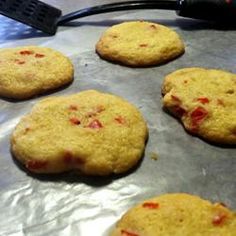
(0, 0), (235, 35)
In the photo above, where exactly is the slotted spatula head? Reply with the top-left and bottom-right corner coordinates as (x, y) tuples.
(0, 0), (61, 35)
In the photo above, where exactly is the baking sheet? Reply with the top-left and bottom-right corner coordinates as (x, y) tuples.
(0, 9), (236, 236)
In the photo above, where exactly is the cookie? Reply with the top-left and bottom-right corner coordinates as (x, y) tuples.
(0, 46), (74, 99)
(96, 21), (185, 67)
(11, 90), (148, 175)
(111, 193), (236, 236)
(162, 67), (236, 144)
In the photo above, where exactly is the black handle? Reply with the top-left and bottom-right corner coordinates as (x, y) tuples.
(58, 0), (236, 25)
(177, 0), (236, 22)
(58, 0), (177, 25)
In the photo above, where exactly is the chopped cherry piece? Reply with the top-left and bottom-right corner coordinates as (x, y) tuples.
(70, 117), (81, 125)
(115, 116), (125, 124)
(121, 230), (139, 236)
(190, 106), (208, 124)
(20, 50), (34, 55)
(88, 119), (103, 129)
(26, 160), (47, 169)
(190, 107), (208, 132)
(197, 97), (209, 104)
(35, 53), (45, 58)
(142, 202), (159, 209)
(212, 212), (227, 226)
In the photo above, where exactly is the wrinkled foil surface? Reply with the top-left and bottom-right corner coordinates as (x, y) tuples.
(0, 7), (236, 236)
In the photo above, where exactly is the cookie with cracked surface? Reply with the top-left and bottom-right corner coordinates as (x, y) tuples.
(96, 21), (185, 67)
(11, 90), (148, 175)
(110, 193), (236, 236)
(0, 46), (73, 99)
(162, 67), (236, 144)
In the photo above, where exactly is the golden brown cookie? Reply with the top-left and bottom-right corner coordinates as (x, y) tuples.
(11, 90), (148, 175)
(0, 46), (73, 99)
(96, 21), (185, 67)
(111, 193), (236, 236)
(162, 67), (236, 144)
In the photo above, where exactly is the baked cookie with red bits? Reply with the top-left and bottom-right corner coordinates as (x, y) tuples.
(162, 67), (236, 144)
(11, 90), (148, 175)
(110, 193), (236, 236)
(96, 21), (185, 67)
(0, 46), (73, 99)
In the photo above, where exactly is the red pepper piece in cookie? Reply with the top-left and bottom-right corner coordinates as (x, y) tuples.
(212, 212), (228, 226)
(35, 53), (45, 58)
(191, 106), (208, 124)
(26, 160), (48, 170)
(69, 117), (81, 125)
(88, 119), (103, 129)
(121, 230), (139, 236)
(142, 202), (159, 209)
(190, 106), (208, 132)
(197, 97), (209, 104)
(20, 50), (34, 55)
(115, 116), (126, 124)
